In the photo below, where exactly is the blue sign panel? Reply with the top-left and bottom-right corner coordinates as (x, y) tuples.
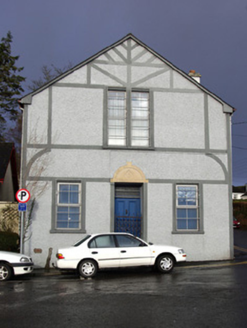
(18, 203), (27, 212)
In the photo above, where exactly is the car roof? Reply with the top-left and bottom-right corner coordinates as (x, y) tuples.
(91, 232), (135, 237)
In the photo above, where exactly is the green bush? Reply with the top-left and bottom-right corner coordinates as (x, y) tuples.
(0, 231), (19, 252)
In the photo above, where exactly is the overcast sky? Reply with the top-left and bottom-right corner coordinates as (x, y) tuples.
(1, 0), (247, 186)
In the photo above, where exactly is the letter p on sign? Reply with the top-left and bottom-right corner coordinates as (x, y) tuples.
(16, 189), (31, 203)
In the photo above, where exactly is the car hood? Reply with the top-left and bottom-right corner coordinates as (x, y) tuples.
(0, 251), (31, 262)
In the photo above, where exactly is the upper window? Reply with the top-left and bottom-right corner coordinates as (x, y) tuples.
(108, 91), (127, 146)
(56, 183), (81, 229)
(131, 92), (150, 147)
(176, 185), (199, 231)
(107, 90), (151, 148)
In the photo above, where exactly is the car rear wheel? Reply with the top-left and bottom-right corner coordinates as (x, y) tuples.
(156, 254), (174, 273)
(78, 260), (97, 278)
(0, 263), (12, 281)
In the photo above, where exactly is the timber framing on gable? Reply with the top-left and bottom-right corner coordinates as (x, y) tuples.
(20, 34), (234, 114)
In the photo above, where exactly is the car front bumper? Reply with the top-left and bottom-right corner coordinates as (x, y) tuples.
(174, 253), (187, 263)
(12, 262), (34, 276)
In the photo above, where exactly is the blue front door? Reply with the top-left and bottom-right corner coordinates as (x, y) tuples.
(115, 198), (142, 237)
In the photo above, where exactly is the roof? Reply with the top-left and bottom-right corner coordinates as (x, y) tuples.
(19, 33), (235, 113)
(0, 143), (18, 192)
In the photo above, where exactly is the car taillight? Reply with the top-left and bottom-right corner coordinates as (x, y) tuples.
(56, 253), (65, 259)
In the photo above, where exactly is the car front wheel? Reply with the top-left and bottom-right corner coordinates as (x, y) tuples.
(78, 260), (97, 278)
(156, 254), (174, 273)
(0, 263), (12, 281)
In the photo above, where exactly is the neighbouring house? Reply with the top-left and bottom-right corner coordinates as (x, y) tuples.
(232, 185), (247, 200)
(19, 34), (235, 267)
(0, 143), (19, 233)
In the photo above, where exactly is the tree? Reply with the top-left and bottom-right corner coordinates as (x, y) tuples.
(28, 62), (73, 91)
(0, 31), (25, 141)
(5, 113), (22, 173)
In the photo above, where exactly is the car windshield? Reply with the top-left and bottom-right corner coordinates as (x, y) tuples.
(74, 235), (91, 247)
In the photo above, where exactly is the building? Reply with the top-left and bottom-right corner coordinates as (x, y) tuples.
(232, 185), (247, 200)
(0, 143), (19, 233)
(19, 34), (235, 267)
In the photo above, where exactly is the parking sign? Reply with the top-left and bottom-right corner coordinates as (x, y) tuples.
(16, 189), (31, 203)
(18, 203), (27, 212)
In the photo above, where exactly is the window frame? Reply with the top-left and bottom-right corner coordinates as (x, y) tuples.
(173, 183), (204, 234)
(104, 88), (154, 149)
(50, 180), (86, 233)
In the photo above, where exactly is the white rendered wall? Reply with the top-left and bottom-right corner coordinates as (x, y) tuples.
(27, 90), (49, 144)
(26, 181), (111, 267)
(147, 183), (231, 261)
(154, 92), (205, 149)
(85, 182), (111, 233)
(208, 97), (227, 150)
(52, 87), (103, 145)
(147, 183), (173, 243)
(31, 149), (226, 182)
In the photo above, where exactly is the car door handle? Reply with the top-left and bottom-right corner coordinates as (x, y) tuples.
(121, 250), (126, 253)
(92, 251), (98, 254)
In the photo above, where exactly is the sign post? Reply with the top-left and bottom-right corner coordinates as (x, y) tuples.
(16, 189), (31, 254)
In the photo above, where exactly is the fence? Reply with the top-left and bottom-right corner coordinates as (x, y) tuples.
(0, 202), (19, 234)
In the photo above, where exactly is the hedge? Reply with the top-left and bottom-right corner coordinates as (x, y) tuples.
(0, 231), (19, 252)
(233, 201), (247, 226)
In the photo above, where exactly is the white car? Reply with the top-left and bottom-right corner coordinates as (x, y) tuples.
(0, 251), (34, 281)
(55, 233), (186, 278)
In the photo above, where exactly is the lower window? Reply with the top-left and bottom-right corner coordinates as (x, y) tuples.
(56, 183), (81, 229)
(176, 185), (199, 230)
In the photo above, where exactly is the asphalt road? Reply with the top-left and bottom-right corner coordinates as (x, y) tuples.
(234, 228), (247, 258)
(1, 229), (247, 328)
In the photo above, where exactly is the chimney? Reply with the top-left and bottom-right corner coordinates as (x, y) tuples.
(188, 70), (201, 83)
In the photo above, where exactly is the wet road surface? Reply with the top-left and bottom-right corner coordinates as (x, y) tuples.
(1, 262), (247, 328)
(1, 229), (247, 328)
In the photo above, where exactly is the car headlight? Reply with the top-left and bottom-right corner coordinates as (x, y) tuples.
(20, 257), (30, 262)
(178, 249), (185, 254)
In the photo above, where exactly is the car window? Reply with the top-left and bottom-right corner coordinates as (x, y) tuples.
(116, 235), (143, 247)
(74, 235), (91, 247)
(89, 235), (115, 248)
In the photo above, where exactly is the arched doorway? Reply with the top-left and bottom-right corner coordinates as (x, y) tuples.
(111, 162), (148, 237)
